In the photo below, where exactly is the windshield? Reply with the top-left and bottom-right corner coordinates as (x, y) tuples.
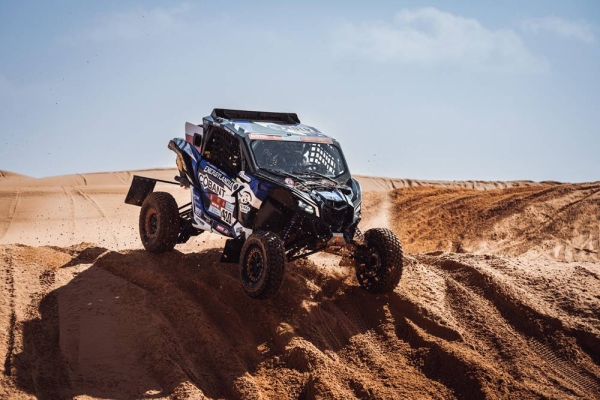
(250, 140), (347, 177)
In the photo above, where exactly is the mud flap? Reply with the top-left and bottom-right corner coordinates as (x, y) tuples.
(124, 176), (157, 206)
(177, 218), (202, 244)
(220, 239), (244, 263)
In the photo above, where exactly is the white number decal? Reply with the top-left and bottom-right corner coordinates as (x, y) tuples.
(221, 209), (232, 224)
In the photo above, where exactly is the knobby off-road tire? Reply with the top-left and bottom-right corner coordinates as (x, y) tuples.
(356, 228), (404, 294)
(139, 192), (180, 253)
(240, 231), (286, 299)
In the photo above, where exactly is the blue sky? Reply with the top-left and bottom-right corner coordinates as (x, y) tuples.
(1, 1), (598, 182)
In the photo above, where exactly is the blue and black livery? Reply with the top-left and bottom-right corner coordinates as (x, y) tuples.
(125, 109), (403, 299)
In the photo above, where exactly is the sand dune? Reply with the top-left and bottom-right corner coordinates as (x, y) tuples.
(388, 184), (600, 262)
(0, 171), (30, 182)
(0, 169), (189, 250)
(0, 169), (599, 399)
(354, 174), (545, 192)
(0, 168), (563, 251)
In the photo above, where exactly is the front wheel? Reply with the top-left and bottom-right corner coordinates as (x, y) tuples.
(355, 228), (404, 294)
(239, 231), (286, 299)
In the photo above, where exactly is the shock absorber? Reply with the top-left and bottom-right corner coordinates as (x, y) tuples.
(282, 212), (300, 242)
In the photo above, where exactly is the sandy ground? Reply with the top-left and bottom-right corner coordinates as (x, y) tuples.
(0, 169), (598, 399)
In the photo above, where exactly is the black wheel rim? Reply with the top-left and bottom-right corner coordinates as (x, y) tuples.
(243, 246), (264, 288)
(145, 210), (159, 237)
(360, 246), (382, 282)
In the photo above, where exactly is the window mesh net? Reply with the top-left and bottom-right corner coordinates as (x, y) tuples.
(204, 128), (241, 177)
(305, 144), (343, 175)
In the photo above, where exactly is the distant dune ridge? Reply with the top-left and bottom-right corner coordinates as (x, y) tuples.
(0, 168), (598, 399)
(0, 170), (30, 181)
(1, 169), (596, 262)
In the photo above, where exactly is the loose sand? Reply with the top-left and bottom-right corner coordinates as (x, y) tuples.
(0, 169), (598, 399)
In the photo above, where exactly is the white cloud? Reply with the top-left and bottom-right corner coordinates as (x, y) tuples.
(520, 16), (595, 44)
(86, 4), (194, 41)
(331, 7), (545, 73)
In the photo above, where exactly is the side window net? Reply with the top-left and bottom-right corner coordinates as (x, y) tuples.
(204, 127), (241, 177)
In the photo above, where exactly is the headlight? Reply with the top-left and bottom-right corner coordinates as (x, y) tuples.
(297, 199), (315, 214)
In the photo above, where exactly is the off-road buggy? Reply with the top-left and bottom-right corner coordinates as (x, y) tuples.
(125, 109), (403, 299)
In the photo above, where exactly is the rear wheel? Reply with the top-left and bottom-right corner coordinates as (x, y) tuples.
(355, 228), (403, 294)
(239, 231), (286, 299)
(139, 192), (180, 253)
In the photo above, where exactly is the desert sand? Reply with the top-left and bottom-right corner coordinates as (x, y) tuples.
(0, 169), (598, 399)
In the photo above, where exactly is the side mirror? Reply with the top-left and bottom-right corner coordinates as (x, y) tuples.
(193, 133), (202, 147)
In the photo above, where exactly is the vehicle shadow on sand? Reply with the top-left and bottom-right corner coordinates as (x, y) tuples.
(11, 247), (474, 400)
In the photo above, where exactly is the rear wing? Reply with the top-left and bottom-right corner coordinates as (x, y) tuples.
(124, 175), (178, 206)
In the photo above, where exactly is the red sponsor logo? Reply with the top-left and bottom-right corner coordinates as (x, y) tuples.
(215, 224), (228, 234)
(209, 194), (227, 209)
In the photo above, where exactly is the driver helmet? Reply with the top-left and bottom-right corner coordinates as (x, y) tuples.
(279, 142), (306, 166)
(253, 141), (306, 168)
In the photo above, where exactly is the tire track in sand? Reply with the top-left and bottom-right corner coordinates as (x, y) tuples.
(75, 189), (118, 248)
(62, 187), (76, 243)
(426, 255), (600, 398)
(529, 340), (600, 396)
(0, 191), (21, 242)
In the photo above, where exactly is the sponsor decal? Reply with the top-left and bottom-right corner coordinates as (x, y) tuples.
(200, 176), (225, 197)
(239, 190), (252, 204)
(208, 204), (220, 216)
(209, 194), (230, 209)
(248, 133), (282, 141)
(283, 125), (321, 134)
(203, 165), (235, 190)
(300, 136), (333, 144)
(199, 212), (212, 224)
(236, 181), (264, 210)
(215, 224), (229, 234)
(318, 190), (343, 201)
(240, 204), (251, 213)
(232, 222), (252, 239)
(207, 194), (235, 225)
(192, 207), (212, 231)
(193, 193), (203, 212)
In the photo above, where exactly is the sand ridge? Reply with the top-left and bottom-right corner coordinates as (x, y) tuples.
(0, 168), (598, 399)
(388, 184), (600, 262)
